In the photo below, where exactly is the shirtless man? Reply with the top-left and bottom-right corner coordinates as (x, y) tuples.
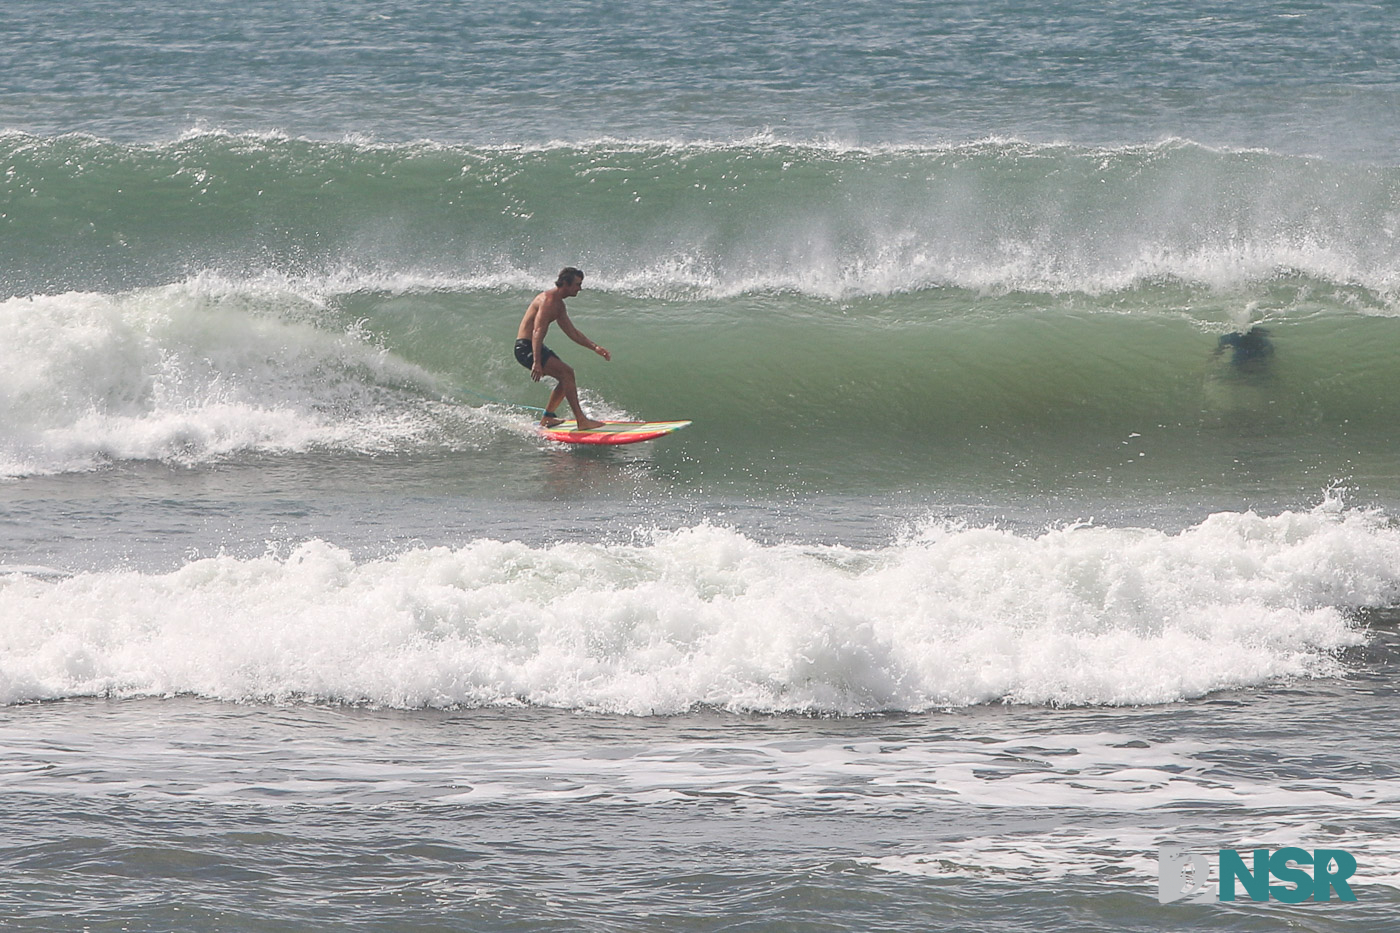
(515, 267), (610, 428)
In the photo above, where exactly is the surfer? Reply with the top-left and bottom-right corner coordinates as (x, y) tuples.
(515, 267), (611, 429)
(1215, 326), (1274, 373)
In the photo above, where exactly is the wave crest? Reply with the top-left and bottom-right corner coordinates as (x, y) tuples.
(0, 504), (1390, 713)
(3, 133), (1396, 302)
(0, 281), (459, 476)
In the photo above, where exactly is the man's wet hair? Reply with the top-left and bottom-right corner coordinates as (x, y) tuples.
(556, 267), (584, 288)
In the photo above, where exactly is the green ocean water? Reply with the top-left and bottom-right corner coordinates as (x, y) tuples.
(4, 134), (1398, 501)
(5, 134), (1398, 298)
(6, 2), (1400, 931)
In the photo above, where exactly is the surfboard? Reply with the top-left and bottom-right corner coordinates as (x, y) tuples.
(538, 419), (691, 445)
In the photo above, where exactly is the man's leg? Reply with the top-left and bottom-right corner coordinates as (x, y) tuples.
(541, 356), (604, 429)
(543, 382), (566, 425)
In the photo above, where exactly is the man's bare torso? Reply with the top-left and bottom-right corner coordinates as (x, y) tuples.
(517, 289), (565, 340)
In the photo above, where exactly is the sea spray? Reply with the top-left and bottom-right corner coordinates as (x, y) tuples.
(1, 503), (1391, 713)
(0, 281), (471, 476)
(3, 134), (1397, 301)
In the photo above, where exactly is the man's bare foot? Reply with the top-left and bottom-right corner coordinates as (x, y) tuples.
(540, 413), (565, 428)
(575, 417), (607, 430)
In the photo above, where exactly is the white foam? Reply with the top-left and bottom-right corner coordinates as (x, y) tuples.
(0, 503), (1392, 712)
(119, 252), (1392, 310)
(147, 245), (1392, 311)
(0, 279), (468, 476)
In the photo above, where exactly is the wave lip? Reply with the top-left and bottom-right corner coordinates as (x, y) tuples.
(3, 133), (1396, 303)
(0, 503), (1390, 713)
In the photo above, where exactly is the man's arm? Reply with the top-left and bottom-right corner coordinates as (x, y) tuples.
(556, 310), (610, 361)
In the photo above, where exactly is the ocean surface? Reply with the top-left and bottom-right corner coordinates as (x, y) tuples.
(3, 1), (1400, 930)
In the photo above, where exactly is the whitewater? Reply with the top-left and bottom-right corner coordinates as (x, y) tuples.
(3, 505), (1392, 712)
(5, 1), (1400, 930)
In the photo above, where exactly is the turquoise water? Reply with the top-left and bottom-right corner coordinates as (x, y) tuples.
(4, 1), (1400, 930)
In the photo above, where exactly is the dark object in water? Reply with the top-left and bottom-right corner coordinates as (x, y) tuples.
(1217, 327), (1274, 367)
